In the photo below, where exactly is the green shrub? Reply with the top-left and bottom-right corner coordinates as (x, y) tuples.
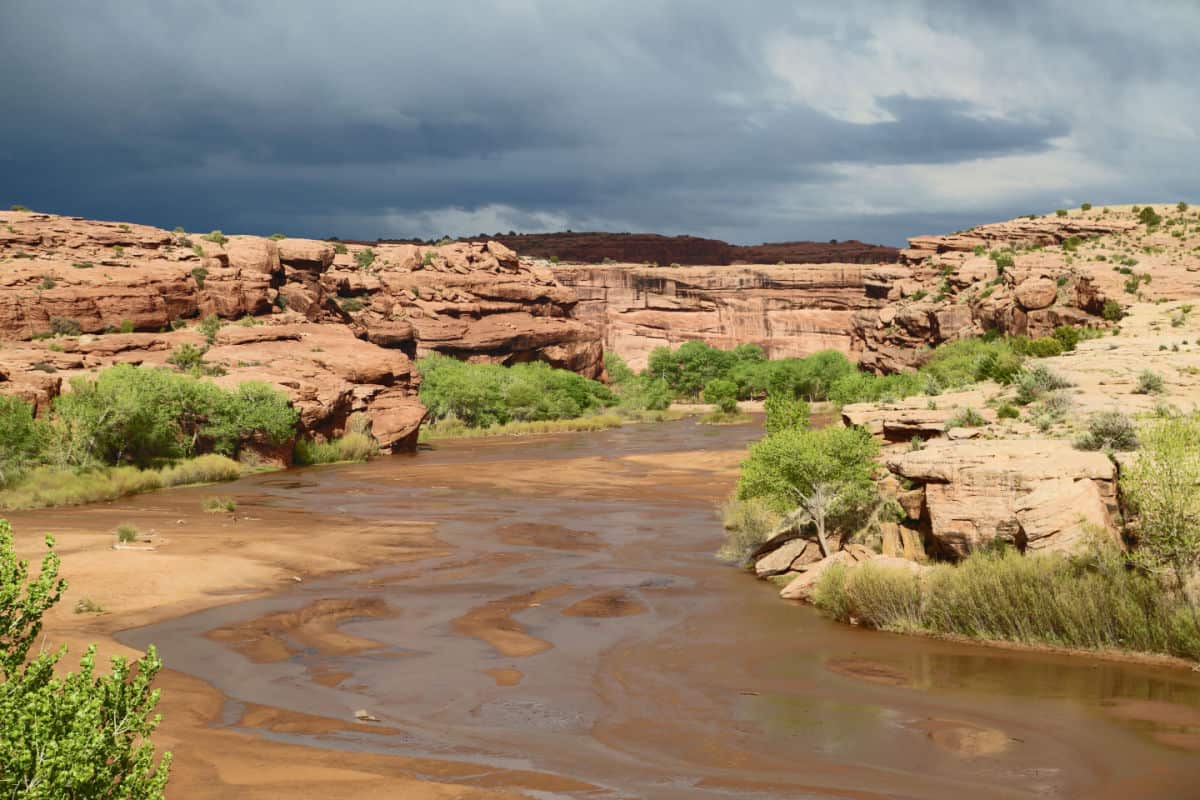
(996, 402), (1019, 419)
(418, 355), (615, 428)
(191, 266), (208, 289)
(1014, 364), (1073, 405)
(202, 230), (228, 245)
(1138, 206), (1162, 228)
(355, 248), (376, 269)
(269, 232), (286, 241)
(946, 407), (986, 429)
(0, 397), (47, 488)
(338, 296), (365, 313)
(1081, 202), (1092, 211)
(1102, 299), (1124, 321)
(198, 313), (221, 345)
(1023, 337), (1064, 358)
(119, 318), (136, 334)
(1074, 410), (1138, 451)
(702, 378), (739, 413)
(115, 523), (139, 543)
(334, 243), (348, 255)
(0, 520), (172, 795)
(763, 392), (810, 434)
(167, 343), (206, 372)
(1134, 370), (1165, 395)
(1055, 208), (1068, 217)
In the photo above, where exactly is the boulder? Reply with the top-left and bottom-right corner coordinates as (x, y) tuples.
(779, 547), (876, 601)
(1015, 278), (1058, 311)
(887, 439), (1118, 558)
(754, 539), (822, 578)
(1014, 478), (1116, 554)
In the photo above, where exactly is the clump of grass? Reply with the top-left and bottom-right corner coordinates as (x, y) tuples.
(293, 431), (378, 465)
(74, 597), (105, 614)
(202, 230), (228, 245)
(203, 496), (236, 513)
(945, 407), (986, 429)
(115, 523), (139, 543)
(716, 496), (781, 565)
(814, 547), (1200, 661)
(1134, 370), (1165, 395)
(419, 412), (624, 441)
(0, 454), (244, 512)
(1074, 410), (1139, 451)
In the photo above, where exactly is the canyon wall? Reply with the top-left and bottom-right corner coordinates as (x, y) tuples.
(553, 262), (907, 369)
(556, 208), (1194, 372)
(0, 211), (603, 451)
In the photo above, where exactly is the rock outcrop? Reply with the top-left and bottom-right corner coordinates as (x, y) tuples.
(886, 439), (1119, 558)
(554, 263), (908, 369)
(0, 211), (605, 449)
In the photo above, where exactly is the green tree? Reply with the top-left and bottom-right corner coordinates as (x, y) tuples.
(737, 426), (880, 556)
(0, 397), (47, 487)
(0, 519), (171, 797)
(197, 314), (221, 346)
(203, 381), (298, 455)
(1122, 415), (1200, 622)
(702, 378), (739, 413)
(763, 391), (810, 434)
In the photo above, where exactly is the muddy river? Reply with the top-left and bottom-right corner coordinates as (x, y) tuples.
(121, 419), (1200, 799)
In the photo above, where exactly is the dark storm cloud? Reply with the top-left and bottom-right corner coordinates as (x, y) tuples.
(1, 0), (1197, 245)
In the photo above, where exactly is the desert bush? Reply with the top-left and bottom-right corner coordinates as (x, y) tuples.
(202, 230), (228, 245)
(1102, 299), (1124, 321)
(1075, 410), (1138, 451)
(1134, 370), (1165, 395)
(1014, 364), (1073, 405)
(198, 313), (221, 345)
(945, 407), (986, 429)
(115, 523), (139, 543)
(996, 402), (1020, 419)
(50, 316), (81, 336)
(167, 343), (206, 372)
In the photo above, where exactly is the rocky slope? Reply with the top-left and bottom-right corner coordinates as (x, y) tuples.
(558, 205), (1200, 373)
(466, 232), (899, 266)
(0, 211), (603, 451)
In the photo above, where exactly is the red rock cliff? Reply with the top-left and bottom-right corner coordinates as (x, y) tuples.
(0, 211), (603, 450)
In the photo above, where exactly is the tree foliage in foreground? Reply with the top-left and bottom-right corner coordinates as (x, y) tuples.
(0, 519), (171, 797)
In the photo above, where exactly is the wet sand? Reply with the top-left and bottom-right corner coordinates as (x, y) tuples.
(15, 418), (1200, 798)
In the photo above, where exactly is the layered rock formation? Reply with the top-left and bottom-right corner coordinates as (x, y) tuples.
(0, 211), (604, 450)
(554, 262), (908, 369)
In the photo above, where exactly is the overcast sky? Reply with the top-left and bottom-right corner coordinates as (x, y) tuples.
(2, 1), (1197, 246)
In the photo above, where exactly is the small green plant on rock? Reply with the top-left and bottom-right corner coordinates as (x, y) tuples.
(202, 230), (228, 245)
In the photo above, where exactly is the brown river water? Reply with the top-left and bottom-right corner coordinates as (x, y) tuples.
(120, 419), (1200, 799)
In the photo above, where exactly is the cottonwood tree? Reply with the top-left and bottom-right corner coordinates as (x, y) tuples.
(737, 426), (880, 557)
(1122, 415), (1200, 622)
(0, 519), (171, 798)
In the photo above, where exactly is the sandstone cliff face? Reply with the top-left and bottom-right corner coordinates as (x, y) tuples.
(0, 211), (603, 450)
(553, 262), (907, 369)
